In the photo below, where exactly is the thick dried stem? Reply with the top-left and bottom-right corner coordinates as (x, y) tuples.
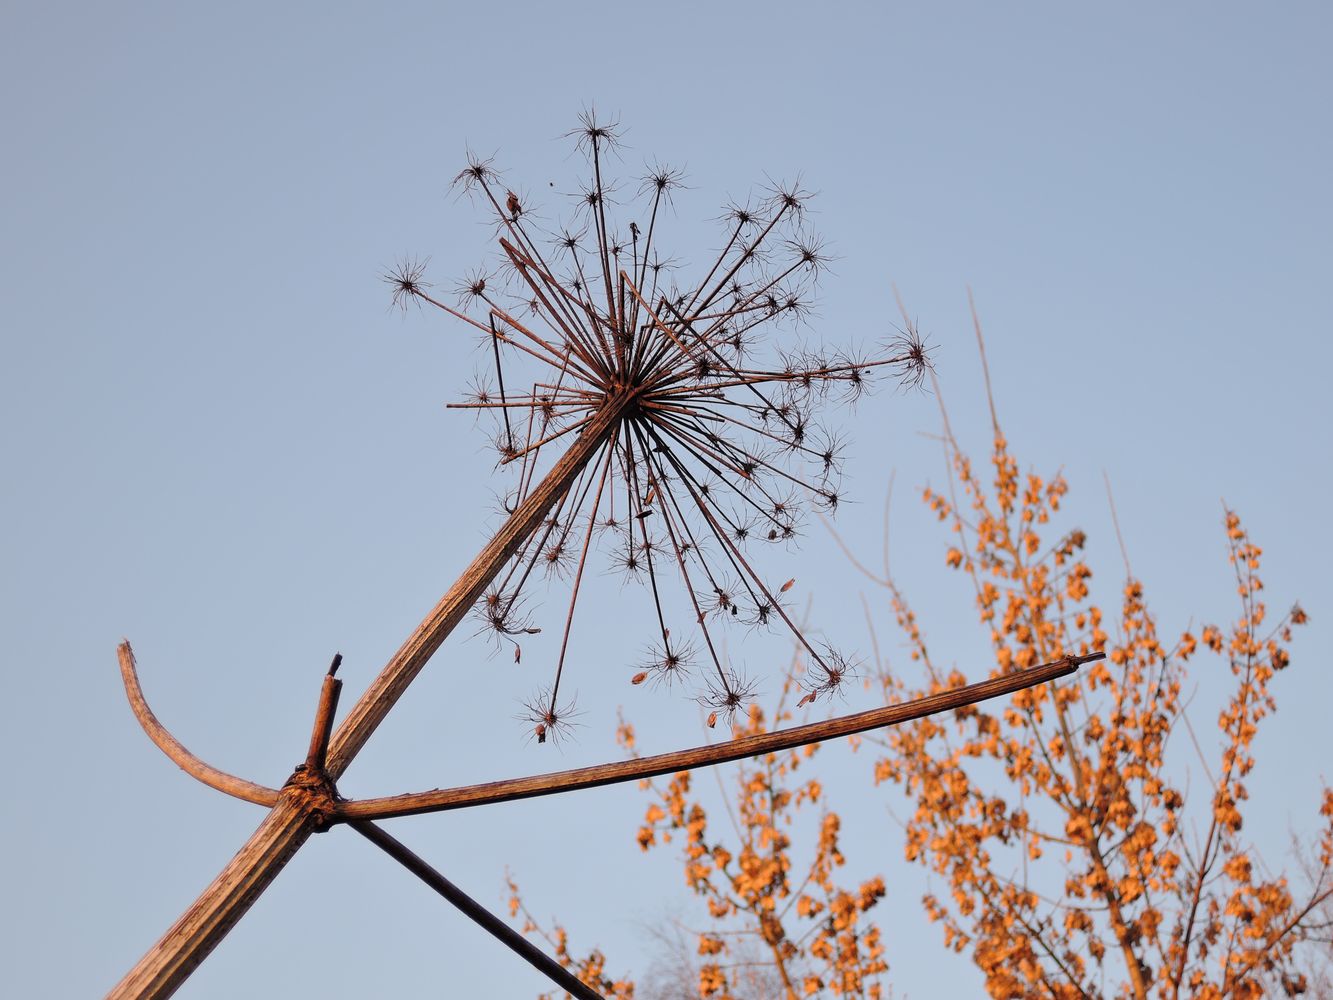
(338, 654), (1100, 821)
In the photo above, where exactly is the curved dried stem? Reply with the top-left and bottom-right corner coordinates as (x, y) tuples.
(118, 641), (281, 808)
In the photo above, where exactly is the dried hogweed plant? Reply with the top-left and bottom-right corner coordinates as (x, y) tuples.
(110, 117), (1094, 1000)
(388, 110), (933, 741)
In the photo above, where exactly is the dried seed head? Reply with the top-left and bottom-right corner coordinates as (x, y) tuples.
(567, 106), (623, 156)
(640, 161), (686, 202)
(518, 687), (581, 746)
(383, 257), (431, 311)
(455, 267), (490, 307)
(451, 151), (500, 197)
(639, 640), (694, 689)
(473, 588), (537, 649)
(422, 115), (926, 742)
(699, 671), (757, 728)
(888, 323), (935, 391)
(800, 646), (861, 704)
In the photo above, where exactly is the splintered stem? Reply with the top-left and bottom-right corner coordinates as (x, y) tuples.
(303, 654), (343, 774)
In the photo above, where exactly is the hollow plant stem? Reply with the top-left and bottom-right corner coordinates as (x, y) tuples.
(336, 653), (1098, 821)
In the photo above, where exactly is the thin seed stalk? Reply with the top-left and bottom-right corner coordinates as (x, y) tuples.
(107, 393), (634, 1000)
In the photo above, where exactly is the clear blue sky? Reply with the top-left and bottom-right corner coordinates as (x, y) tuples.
(3, 2), (1330, 997)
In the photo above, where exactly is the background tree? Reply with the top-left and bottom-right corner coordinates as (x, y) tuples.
(512, 679), (890, 1000)
(515, 335), (1331, 999)
(852, 332), (1331, 998)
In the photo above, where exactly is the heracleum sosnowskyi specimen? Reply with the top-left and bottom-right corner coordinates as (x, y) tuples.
(386, 110), (932, 743)
(114, 116), (1088, 1000)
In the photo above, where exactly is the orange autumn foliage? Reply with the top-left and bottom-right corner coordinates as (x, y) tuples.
(510, 685), (889, 1000)
(628, 694), (889, 1000)
(863, 401), (1331, 999)
(505, 871), (637, 1000)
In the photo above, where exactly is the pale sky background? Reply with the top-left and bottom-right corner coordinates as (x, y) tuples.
(3, 2), (1331, 998)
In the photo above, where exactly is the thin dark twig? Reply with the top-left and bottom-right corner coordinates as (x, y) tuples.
(349, 821), (606, 1000)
